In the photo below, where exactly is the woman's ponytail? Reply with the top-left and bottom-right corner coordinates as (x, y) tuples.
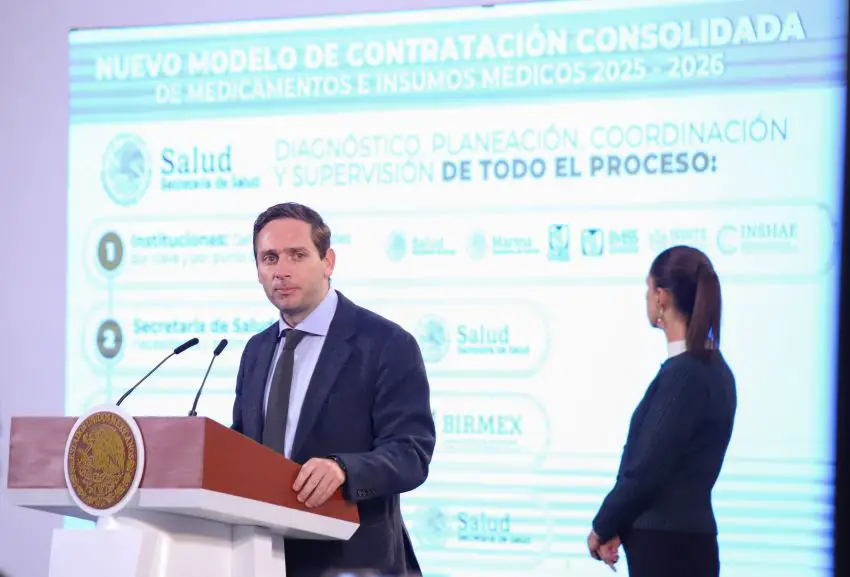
(686, 263), (722, 358)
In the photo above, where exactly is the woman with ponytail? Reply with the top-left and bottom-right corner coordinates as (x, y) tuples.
(587, 245), (737, 577)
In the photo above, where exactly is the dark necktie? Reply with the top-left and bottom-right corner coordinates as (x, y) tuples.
(262, 328), (308, 455)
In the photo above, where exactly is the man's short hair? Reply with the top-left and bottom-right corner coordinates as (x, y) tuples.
(252, 202), (331, 260)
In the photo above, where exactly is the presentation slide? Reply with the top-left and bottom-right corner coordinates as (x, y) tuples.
(65, 0), (846, 575)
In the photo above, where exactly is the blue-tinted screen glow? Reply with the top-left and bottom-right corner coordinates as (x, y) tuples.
(66, 1), (847, 575)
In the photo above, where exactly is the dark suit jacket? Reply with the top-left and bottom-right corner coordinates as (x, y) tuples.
(231, 291), (436, 577)
(592, 351), (737, 543)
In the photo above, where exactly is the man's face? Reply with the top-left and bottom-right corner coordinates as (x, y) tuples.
(255, 218), (335, 324)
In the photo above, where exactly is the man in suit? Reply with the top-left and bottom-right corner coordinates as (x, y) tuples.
(231, 202), (436, 577)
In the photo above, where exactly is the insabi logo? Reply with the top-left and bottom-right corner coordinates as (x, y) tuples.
(101, 133), (152, 207)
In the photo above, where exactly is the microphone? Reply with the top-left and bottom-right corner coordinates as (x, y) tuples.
(189, 339), (228, 417)
(115, 337), (199, 406)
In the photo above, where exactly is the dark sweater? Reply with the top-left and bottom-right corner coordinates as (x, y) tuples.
(592, 350), (737, 542)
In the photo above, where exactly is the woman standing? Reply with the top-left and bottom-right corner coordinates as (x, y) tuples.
(587, 245), (737, 577)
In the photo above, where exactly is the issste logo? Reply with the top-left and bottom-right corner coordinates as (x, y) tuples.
(101, 133), (152, 207)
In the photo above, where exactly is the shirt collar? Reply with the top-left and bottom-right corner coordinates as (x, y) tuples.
(667, 340), (687, 358)
(278, 287), (338, 337)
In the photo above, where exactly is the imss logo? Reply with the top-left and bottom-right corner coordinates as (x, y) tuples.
(581, 228), (604, 256)
(101, 134), (152, 207)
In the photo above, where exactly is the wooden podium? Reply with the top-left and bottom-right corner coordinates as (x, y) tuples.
(4, 407), (360, 577)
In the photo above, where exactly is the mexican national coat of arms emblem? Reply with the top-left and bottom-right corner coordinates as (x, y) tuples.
(64, 406), (145, 516)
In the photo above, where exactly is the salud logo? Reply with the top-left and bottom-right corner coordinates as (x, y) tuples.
(415, 315), (450, 363)
(101, 133), (152, 207)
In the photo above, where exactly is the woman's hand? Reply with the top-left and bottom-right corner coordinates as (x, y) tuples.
(587, 530), (621, 571)
(599, 536), (621, 571)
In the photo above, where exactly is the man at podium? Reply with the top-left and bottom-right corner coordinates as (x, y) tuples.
(231, 202), (436, 577)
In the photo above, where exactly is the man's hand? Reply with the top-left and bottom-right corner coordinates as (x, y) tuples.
(292, 458), (346, 508)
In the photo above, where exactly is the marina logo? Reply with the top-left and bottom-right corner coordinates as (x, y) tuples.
(467, 231), (488, 260)
(101, 134), (152, 207)
(469, 230), (539, 258)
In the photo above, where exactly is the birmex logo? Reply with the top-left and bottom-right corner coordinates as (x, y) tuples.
(101, 134), (152, 207)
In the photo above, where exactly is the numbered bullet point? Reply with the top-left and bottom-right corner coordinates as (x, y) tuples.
(96, 320), (123, 359)
(97, 232), (124, 272)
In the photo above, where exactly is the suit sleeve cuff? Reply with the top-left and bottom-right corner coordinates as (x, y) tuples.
(592, 515), (617, 544)
(328, 452), (382, 502)
(326, 455), (348, 480)
(326, 454), (356, 501)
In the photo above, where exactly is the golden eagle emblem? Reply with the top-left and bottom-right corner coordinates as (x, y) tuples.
(66, 411), (138, 511)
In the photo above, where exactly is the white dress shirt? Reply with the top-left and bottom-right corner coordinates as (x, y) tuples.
(262, 288), (338, 458)
(667, 339), (687, 358)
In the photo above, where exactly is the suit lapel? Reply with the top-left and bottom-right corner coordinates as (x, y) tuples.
(248, 325), (279, 441)
(291, 292), (356, 459)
